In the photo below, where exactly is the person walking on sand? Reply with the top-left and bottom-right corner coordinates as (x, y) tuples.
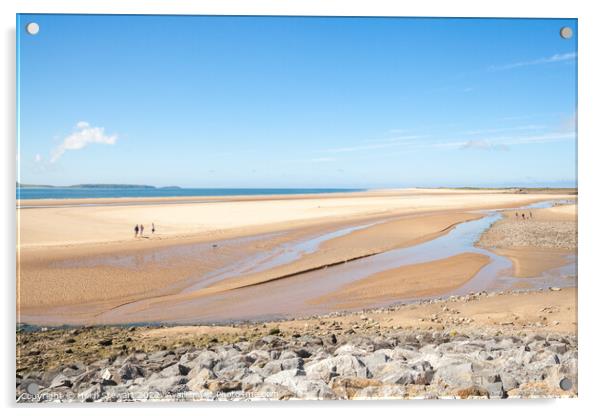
(134, 224), (139, 238)
(152, 223), (155, 234)
(140, 224), (144, 237)
(529, 211), (533, 219)
(515, 212), (519, 220)
(522, 213), (525, 220)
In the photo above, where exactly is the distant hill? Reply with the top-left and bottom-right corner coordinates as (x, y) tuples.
(16, 182), (181, 189)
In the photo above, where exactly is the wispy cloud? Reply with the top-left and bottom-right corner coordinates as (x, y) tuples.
(489, 52), (577, 71)
(456, 132), (575, 150)
(51, 122), (118, 163)
(461, 139), (509, 151)
(460, 125), (546, 136)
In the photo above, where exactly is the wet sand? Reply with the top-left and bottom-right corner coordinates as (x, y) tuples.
(310, 253), (491, 309)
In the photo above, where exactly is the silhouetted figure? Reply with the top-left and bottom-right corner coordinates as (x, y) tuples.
(152, 223), (155, 234)
(515, 212), (519, 219)
(529, 211), (533, 219)
(134, 224), (139, 238)
(522, 213), (525, 220)
(140, 224), (144, 237)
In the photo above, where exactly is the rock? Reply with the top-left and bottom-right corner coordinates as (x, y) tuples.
(361, 350), (390, 375)
(334, 344), (368, 356)
(433, 362), (474, 389)
(49, 374), (73, 388)
(100, 369), (118, 386)
(369, 361), (407, 383)
(306, 355), (368, 382)
(354, 385), (406, 399)
(160, 363), (191, 378)
(486, 381), (506, 398)
(264, 369), (305, 385)
(295, 348), (312, 359)
(79, 384), (103, 402)
(281, 357), (304, 371)
(260, 361), (285, 378)
(548, 342), (568, 355)
(98, 339), (113, 347)
(288, 378), (336, 399)
(500, 373), (519, 390)
(217, 366), (248, 382)
(148, 350), (175, 362)
(241, 373), (264, 391)
(254, 383), (294, 400)
(118, 363), (144, 381)
(330, 376), (383, 399)
(455, 385), (489, 399)
(187, 368), (215, 391)
(207, 379), (242, 393)
(141, 375), (188, 396)
(246, 349), (270, 364)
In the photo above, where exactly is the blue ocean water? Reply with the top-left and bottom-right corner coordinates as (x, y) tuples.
(16, 187), (364, 200)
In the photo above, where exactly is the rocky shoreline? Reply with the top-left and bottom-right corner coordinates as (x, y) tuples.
(17, 289), (577, 402)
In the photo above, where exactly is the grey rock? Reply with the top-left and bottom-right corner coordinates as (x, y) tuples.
(118, 362), (144, 381)
(187, 368), (215, 391)
(49, 374), (73, 389)
(433, 362), (474, 388)
(306, 354), (368, 382)
(79, 384), (103, 402)
(500, 373), (519, 390)
(486, 381), (506, 398)
(241, 373), (264, 391)
(354, 385), (406, 399)
(264, 369), (305, 385)
(334, 344), (367, 356)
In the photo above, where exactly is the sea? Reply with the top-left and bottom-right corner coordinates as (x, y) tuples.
(16, 187), (364, 200)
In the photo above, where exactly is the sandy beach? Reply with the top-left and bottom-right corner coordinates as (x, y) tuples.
(17, 188), (576, 326)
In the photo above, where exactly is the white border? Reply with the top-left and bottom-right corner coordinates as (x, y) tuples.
(2, 1), (600, 414)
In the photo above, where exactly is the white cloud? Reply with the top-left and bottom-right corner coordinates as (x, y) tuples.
(489, 52), (577, 71)
(34, 154), (42, 162)
(51, 122), (118, 163)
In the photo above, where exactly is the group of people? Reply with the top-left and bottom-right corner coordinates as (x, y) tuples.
(134, 222), (155, 238)
(515, 211), (533, 220)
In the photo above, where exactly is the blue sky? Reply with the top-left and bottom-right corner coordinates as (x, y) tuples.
(17, 15), (577, 188)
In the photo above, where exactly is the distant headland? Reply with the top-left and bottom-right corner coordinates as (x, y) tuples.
(16, 182), (182, 190)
